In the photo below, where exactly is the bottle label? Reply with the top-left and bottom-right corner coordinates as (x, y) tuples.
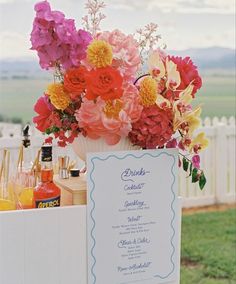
(41, 145), (52, 162)
(35, 196), (60, 208)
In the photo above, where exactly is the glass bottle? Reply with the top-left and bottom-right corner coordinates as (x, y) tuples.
(33, 144), (61, 208)
(16, 125), (34, 209)
(21, 125), (33, 171)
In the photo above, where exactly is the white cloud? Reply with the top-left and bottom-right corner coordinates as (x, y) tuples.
(0, 0), (12, 3)
(109, 0), (235, 14)
(0, 31), (33, 59)
(164, 26), (235, 50)
(0, 0), (30, 3)
(0, 0), (234, 59)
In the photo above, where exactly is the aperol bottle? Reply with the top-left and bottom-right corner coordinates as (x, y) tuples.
(33, 144), (61, 208)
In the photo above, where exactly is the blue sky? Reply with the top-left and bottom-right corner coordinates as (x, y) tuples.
(0, 0), (235, 59)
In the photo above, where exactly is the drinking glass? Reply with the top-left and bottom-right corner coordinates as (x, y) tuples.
(0, 181), (16, 211)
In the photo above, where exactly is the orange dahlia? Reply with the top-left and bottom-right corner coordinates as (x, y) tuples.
(46, 83), (71, 110)
(139, 77), (157, 107)
(87, 40), (113, 68)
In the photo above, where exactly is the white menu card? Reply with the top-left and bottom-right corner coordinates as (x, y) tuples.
(87, 149), (180, 284)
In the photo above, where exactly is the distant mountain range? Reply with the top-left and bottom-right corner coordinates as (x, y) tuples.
(168, 46), (235, 70)
(0, 46), (235, 80)
(0, 58), (49, 80)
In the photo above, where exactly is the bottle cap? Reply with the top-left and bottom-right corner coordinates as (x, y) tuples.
(70, 169), (80, 177)
(22, 125), (31, 148)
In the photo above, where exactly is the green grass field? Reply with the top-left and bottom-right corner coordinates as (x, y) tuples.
(181, 209), (236, 283)
(0, 77), (51, 123)
(192, 75), (236, 118)
(0, 74), (235, 123)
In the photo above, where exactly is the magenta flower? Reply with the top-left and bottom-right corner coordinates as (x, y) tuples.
(70, 29), (93, 67)
(56, 19), (76, 44)
(30, 1), (92, 70)
(34, 1), (51, 19)
(192, 155), (200, 169)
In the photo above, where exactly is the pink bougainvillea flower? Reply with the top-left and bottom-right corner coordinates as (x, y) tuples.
(69, 29), (93, 67)
(55, 18), (76, 44)
(30, 1), (92, 69)
(34, 1), (51, 20)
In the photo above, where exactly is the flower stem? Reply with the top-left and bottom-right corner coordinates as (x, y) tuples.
(133, 73), (150, 85)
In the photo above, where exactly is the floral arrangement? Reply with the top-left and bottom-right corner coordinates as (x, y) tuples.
(31, 0), (208, 189)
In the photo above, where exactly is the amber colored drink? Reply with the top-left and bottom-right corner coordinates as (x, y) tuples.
(0, 199), (16, 211)
(33, 145), (61, 209)
(18, 187), (34, 209)
(0, 182), (16, 211)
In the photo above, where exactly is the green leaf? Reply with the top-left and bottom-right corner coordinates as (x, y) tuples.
(192, 168), (199, 183)
(183, 157), (189, 172)
(199, 172), (207, 190)
(52, 126), (60, 133)
(45, 128), (52, 135)
(188, 163), (193, 177)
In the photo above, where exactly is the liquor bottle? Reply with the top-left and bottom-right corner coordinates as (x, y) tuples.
(21, 125), (33, 171)
(17, 125), (35, 209)
(33, 144), (61, 208)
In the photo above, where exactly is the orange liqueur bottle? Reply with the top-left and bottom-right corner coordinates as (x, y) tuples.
(33, 145), (61, 208)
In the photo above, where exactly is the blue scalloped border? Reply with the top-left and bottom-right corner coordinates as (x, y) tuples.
(88, 151), (177, 284)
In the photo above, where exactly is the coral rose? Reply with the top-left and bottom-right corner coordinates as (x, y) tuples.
(86, 67), (123, 101)
(75, 98), (106, 139)
(122, 84), (143, 122)
(64, 66), (88, 99)
(75, 97), (132, 145)
(129, 105), (174, 149)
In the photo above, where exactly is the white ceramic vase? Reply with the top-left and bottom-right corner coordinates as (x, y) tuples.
(72, 135), (138, 162)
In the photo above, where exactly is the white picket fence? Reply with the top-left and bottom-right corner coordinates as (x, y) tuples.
(180, 116), (235, 207)
(0, 116), (235, 208)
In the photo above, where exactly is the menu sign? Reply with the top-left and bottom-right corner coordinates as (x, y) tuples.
(87, 149), (179, 284)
